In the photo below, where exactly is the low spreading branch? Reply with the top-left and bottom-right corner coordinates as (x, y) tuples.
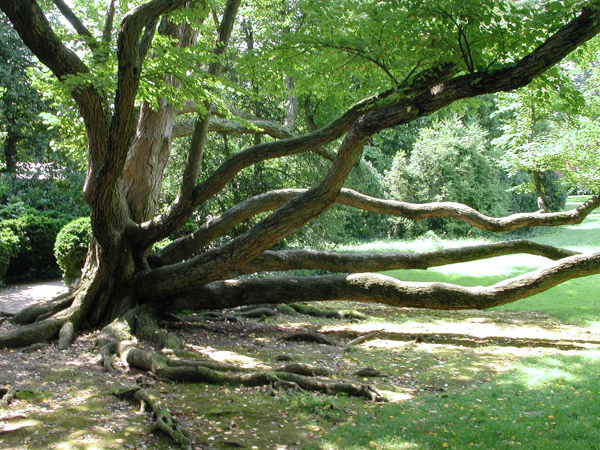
(164, 250), (600, 312)
(240, 241), (578, 274)
(152, 188), (597, 267)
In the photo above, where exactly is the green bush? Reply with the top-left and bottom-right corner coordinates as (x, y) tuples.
(1, 213), (69, 282)
(54, 216), (92, 285)
(0, 226), (19, 283)
(387, 117), (509, 238)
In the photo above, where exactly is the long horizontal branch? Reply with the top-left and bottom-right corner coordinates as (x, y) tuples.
(151, 188), (599, 267)
(239, 241), (578, 274)
(337, 190), (600, 232)
(161, 250), (600, 312)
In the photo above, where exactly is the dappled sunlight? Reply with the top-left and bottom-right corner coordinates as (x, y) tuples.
(376, 389), (413, 403)
(510, 351), (600, 388)
(0, 418), (41, 433)
(517, 365), (574, 386)
(187, 344), (270, 369)
(336, 238), (491, 255)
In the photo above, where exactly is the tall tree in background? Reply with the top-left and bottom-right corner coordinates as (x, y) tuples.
(0, 16), (49, 175)
(2, 0), (600, 418)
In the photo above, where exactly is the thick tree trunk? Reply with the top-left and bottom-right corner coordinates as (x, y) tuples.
(122, 101), (176, 222)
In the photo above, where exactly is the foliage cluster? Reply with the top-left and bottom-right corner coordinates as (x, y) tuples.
(54, 216), (92, 286)
(387, 117), (507, 238)
(0, 212), (69, 283)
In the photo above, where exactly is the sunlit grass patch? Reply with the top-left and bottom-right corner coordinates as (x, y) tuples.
(314, 353), (600, 450)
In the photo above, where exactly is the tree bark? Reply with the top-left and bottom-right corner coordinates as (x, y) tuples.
(165, 249), (600, 312)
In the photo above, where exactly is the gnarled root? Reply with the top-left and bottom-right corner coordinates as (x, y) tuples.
(0, 317), (67, 349)
(0, 385), (17, 408)
(99, 312), (386, 401)
(112, 386), (192, 449)
(12, 292), (73, 325)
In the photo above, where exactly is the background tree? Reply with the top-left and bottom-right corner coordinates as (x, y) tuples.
(387, 116), (509, 237)
(2, 1), (600, 434)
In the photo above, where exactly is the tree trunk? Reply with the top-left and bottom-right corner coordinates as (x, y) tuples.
(1, 132), (19, 174)
(122, 101), (176, 222)
(533, 170), (547, 212)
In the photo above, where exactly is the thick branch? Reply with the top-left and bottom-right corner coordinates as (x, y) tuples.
(165, 250), (600, 312)
(357, 7), (600, 135)
(138, 124), (371, 298)
(52, 0), (98, 51)
(152, 189), (599, 267)
(0, 0), (110, 202)
(172, 116), (296, 139)
(176, 0), (241, 219)
(108, 0), (190, 183)
(102, 0), (117, 43)
(240, 241), (578, 274)
(336, 190), (600, 233)
(137, 6), (600, 246)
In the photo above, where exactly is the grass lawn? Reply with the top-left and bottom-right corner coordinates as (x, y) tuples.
(311, 195), (600, 450)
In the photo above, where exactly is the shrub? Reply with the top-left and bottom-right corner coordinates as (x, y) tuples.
(387, 117), (509, 238)
(1, 213), (69, 282)
(54, 216), (92, 285)
(0, 226), (19, 283)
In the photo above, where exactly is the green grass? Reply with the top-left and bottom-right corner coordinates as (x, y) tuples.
(313, 351), (600, 450)
(338, 196), (600, 325)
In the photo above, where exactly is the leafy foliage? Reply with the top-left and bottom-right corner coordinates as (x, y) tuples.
(0, 16), (52, 173)
(0, 213), (69, 282)
(0, 224), (18, 283)
(387, 116), (509, 237)
(54, 216), (92, 286)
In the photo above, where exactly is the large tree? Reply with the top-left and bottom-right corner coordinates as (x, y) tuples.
(2, 0), (600, 433)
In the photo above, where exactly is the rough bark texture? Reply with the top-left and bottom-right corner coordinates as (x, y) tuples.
(166, 250), (600, 312)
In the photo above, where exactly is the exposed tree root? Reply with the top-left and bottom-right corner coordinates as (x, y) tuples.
(12, 292), (73, 325)
(58, 322), (75, 350)
(289, 303), (366, 320)
(0, 385), (17, 408)
(353, 367), (389, 378)
(0, 317), (66, 349)
(275, 362), (334, 377)
(113, 386), (192, 449)
(238, 307), (277, 318)
(282, 331), (336, 346)
(97, 311), (387, 418)
(344, 330), (383, 347)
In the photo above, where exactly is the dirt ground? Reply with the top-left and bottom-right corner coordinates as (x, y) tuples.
(0, 280), (68, 315)
(1, 283), (600, 450)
